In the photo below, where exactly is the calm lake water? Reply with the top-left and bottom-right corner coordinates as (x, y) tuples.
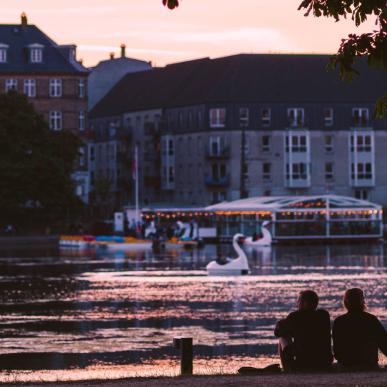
(0, 243), (386, 382)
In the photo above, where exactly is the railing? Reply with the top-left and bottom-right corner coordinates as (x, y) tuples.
(205, 175), (230, 187)
(206, 146), (230, 159)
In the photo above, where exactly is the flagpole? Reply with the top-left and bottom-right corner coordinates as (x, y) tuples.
(135, 144), (139, 222)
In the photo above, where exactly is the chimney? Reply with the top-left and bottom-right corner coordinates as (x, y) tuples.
(21, 12), (28, 27)
(120, 43), (126, 58)
(110, 52), (115, 60)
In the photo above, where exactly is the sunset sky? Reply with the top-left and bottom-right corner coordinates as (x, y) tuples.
(2, 0), (376, 67)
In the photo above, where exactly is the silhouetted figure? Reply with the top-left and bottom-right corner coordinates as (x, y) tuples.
(333, 288), (387, 369)
(274, 290), (333, 371)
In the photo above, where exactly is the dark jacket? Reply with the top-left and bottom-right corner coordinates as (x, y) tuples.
(333, 311), (387, 367)
(275, 309), (333, 370)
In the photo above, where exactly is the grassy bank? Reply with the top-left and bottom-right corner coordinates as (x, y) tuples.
(3, 370), (386, 387)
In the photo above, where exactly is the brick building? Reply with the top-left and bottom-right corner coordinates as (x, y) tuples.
(0, 14), (90, 202)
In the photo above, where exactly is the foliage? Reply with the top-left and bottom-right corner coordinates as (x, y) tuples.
(298, 0), (387, 117)
(0, 92), (82, 224)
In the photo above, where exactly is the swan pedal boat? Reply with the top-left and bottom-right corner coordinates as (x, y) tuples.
(206, 233), (250, 276)
(244, 221), (272, 247)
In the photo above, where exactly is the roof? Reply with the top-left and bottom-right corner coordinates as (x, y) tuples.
(89, 54), (387, 118)
(205, 195), (381, 212)
(0, 23), (88, 74)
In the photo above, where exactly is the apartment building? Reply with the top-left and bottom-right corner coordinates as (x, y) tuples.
(90, 54), (387, 207)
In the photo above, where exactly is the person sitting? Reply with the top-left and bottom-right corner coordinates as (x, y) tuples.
(274, 290), (333, 371)
(332, 288), (387, 369)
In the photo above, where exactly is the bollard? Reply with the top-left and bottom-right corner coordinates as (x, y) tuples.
(173, 337), (193, 375)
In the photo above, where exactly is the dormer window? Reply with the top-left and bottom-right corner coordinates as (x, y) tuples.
(0, 44), (8, 63)
(28, 44), (44, 63)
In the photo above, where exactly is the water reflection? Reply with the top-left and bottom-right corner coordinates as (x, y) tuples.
(0, 243), (385, 380)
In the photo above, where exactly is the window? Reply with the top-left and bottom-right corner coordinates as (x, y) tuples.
(49, 79), (62, 97)
(325, 135), (333, 152)
(168, 166), (175, 183)
(49, 111), (62, 130)
(287, 108), (304, 127)
(352, 108), (369, 127)
(23, 79), (36, 97)
(263, 163), (271, 180)
(286, 163), (308, 180)
(5, 78), (17, 92)
(168, 139), (174, 156)
(239, 107), (249, 127)
(325, 162), (334, 180)
(30, 48), (43, 63)
(178, 112), (184, 128)
(355, 189), (369, 200)
(261, 108), (271, 127)
(79, 147), (86, 167)
(78, 79), (85, 98)
(262, 135), (271, 152)
(0, 47), (7, 63)
(351, 162), (373, 180)
(242, 163), (249, 180)
(209, 108), (226, 128)
(350, 134), (372, 152)
(324, 108), (334, 126)
(90, 145), (95, 162)
(188, 111), (193, 128)
(79, 111), (86, 131)
(285, 134), (307, 152)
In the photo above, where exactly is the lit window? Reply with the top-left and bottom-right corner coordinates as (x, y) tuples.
(49, 79), (62, 97)
(209, 108), (226, 128)
(287, 108), (304, 127)
(324, 108), (334, 126)
(352, 108), (369, 127)
(78, 79), (85, 98)
(30, 48), (43, 63)
(23, 79), (36, 97)
(239, 107), (249, 127)
(79, 111), (86, 131)
(261, 108), (271, 126)
(49, 111), (62, 130)
(5, 78), (17, 92)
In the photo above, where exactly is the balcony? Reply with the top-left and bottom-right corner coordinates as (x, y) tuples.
(205, 174), (230, 187)
(206, 146), (230, 159)
(285, 175), (311, 188)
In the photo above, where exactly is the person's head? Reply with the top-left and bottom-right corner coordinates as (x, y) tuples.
(343, 288), (366, 312)
(297, 290), (319, 311)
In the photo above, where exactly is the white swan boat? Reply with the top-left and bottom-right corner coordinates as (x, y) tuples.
(206, 233), (250, 275)
(244, 221), (272, 247)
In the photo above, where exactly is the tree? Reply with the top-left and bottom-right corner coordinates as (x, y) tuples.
(163, 0), (386, 117)
(298, 0), (386, 117)
(0, 92), (82, 226)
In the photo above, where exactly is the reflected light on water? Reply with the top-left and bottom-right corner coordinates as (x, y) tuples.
(0, 243), (385, 382)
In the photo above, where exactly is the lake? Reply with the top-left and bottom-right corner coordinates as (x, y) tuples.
(0, 243), (386, 382)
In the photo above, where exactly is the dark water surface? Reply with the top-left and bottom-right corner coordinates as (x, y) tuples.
(0, 243), (386, 381)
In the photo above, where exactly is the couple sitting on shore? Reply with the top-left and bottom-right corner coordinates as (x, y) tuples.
(275, 288), (386, 372)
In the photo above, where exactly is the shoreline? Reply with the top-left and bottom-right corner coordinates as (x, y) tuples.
(4, 370), (387, 387)
(0, 235), (58, 247)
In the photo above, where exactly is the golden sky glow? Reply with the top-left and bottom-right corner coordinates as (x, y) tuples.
(1, 0), (376, 67)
